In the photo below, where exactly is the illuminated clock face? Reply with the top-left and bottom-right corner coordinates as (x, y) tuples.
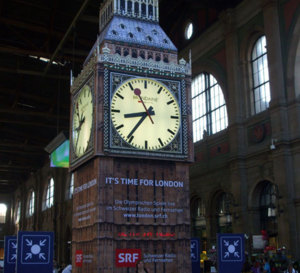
(72, 84), (93, 157)
(110, 78), (181, 150)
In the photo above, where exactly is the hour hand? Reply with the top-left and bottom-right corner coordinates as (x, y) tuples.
(127, 106), (154, 139)
(124, 109), (155, 118)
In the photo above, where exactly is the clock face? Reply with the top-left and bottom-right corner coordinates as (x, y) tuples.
(72, 84), (93, 157)
(111, 78), (181, 150)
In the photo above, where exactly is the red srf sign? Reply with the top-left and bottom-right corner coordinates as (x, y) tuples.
(115, 249), (141, 267)
(75, 250), (83, 267)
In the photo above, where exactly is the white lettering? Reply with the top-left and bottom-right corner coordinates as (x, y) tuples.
(105, 177), (184, 188)
(74, 179), (97, 194)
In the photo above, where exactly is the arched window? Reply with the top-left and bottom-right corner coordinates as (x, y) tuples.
(191, 73), (228, 142)
(260, 182), (278, 236)
(217, 193), (232, 233)
(67, 173), (74, 200)
(251, 35), (271, 114)
(27, 190), (35, 217)
(185, 21), (193, 40)
(0, 203), (7, 223)
(15, 200), (21, 224)
(44, 178), (54, 210)
(191, 198), (206, 249)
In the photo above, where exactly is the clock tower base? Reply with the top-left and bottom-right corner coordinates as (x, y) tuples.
(72, 157), (191, 272)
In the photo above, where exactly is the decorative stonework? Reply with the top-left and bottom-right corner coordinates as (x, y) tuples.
(98, 53), (191, 76)
(99, 0), (160, 33)
(71, 55), (97, 94)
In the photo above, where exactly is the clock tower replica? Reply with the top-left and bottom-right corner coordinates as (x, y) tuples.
(70, 0), (193, 272)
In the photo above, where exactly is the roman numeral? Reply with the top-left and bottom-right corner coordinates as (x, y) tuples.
(116, 124), (124, 130)
(168, 129), (175, 135)
(167, 100), (174, 105)
(116, 93), (124, 99)
(157, 87), (163, 94)
(145, 141), (148, 149)
(128, 82), (134, 90)
(144, 80), (147, 89)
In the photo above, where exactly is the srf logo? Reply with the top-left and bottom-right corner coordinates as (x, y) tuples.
(75, 250), (83, 267)
(115, 249), (141, 267)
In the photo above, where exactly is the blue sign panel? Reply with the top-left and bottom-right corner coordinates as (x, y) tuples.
(190, 238), (201, 273)
(16, 231), (54, 273)
(4, 236), (17, 273)
(217, 233), (245, 273)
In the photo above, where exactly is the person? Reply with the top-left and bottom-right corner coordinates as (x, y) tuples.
(135, 259), (149, 273)
(263, 258), (271, 273)
(62, 264), (72, 273)
(284, 263), (298, 273)
(53, 260), (59, 273)
(251, 260), (261, 273)
(241, 258), (252, 272)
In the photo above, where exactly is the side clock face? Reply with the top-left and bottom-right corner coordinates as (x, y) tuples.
(72, 84), (93, 157)
(111, 78), (181, 150)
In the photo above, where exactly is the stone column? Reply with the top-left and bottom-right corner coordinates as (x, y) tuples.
(261, 0), (299, 258)
(220, 9), (249, 235)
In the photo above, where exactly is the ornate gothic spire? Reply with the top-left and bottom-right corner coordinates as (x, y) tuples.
(99, 0), (159, 32)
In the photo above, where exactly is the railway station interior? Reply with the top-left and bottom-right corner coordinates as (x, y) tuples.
(0, 0), (300, 271)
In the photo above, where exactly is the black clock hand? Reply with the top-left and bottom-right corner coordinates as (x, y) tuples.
(124, 109), (155, 118)
(127, 106), (154, 139)
(75, 128), (80, 150)
(127, 113), (147, 139)
(75, 114), (85, 131)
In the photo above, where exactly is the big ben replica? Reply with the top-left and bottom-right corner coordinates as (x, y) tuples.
(70, 0), (193, 272)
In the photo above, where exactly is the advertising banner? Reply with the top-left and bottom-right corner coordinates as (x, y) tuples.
(217, 233), (245, 273)
(16, 231), (54, 273)
(72, 159), (191, 272)
(4, 236), (17, 273)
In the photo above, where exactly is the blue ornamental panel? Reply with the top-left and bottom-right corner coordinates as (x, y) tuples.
(4, 236), (17, 273)
(217, 233), (245, 273)
(191, 238), (201, 273)
(16, 231), (53, 273)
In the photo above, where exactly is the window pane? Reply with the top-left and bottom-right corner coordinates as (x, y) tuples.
(69, 173), (74, 199)
(199, 93), (206, 117)
(191, 73), (228, 142)
(16, 201), (21, 223)
(28, 191), (35, 216)
(45, 178), (54, 209)
(251, 35), (271, 114)
(0, 204), (7, 223)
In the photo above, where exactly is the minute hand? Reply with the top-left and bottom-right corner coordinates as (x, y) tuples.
(124, 109), (155, 118)
(127, 106), (153, 139)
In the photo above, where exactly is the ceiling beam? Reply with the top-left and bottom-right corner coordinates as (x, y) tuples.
(0, 107), (69, 120)
(0, 142), (44, 150)
(0, 87), (70, 109)
(0, 118), (69, 128)
(0, 17), (94, 47)
(44, 0), (92, 75)
(0, 127), (54, 143)
(0, 165), (37, 170)
(0, 149), (46, 156)
(0, 66), (69, 80)
(0, 45), (86, 62)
